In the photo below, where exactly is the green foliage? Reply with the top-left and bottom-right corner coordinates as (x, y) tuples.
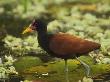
(100, 39), (110, 55)
(78, 77), (93, 82)
(3, 35), (42, 56)
(0, 55), (18, 79)
(14, 56), (42, 72)
(23, 80), (32, 82)
(97, 3), (110, 13)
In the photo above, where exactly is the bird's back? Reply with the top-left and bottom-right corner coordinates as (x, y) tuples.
(49, 33), (100, 57)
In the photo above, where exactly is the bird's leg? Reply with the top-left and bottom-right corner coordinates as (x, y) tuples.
(76, 57), (90, 77)
(94, 50), (100, 54)
(64, 59), (69, 82)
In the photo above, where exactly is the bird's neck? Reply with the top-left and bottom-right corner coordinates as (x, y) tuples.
(37, 28), (48, 40)
(37, 28), (49, 50)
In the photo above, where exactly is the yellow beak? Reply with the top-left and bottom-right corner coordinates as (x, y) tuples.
(22, 26), (33, 34)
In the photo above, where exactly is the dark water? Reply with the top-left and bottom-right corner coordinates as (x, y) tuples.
(93, 73), (110, 82)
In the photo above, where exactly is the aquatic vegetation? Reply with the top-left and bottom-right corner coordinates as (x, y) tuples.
(0, 55), (18, 79)
(19, 58), (110, 82)
(78, 77), (93, 82)
(3, 35), (43, 56)
(97, 3), (110, 13)
(14, 56), (42, 72)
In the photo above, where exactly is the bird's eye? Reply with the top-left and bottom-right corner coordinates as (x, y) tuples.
(31, 26), (37, 30)
(29, 24), (36, 30)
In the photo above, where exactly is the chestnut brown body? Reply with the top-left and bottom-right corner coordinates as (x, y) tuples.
(49, 33), (100, 57)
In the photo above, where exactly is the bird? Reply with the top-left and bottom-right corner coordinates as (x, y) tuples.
(22, 19), (101, 82)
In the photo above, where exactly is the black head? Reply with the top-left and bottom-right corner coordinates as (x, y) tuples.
(22, 19), (48, 34)
(30, 19), (48, 31)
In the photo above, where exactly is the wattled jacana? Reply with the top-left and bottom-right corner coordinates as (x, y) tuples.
(22, 19), (101, 82)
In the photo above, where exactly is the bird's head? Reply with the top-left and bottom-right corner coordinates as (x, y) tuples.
(22, 19), (47, 34)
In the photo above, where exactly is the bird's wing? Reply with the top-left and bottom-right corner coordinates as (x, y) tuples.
(49, 33), (100, 56)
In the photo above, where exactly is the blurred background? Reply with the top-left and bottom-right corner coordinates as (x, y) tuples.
(0, 0), (110, 82)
